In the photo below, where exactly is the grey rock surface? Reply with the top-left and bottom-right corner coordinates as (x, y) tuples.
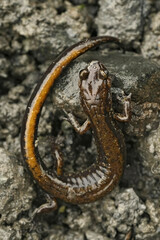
(142, 11), (160, 64)
(0, 0), (160, 239)
(0, 148), (35, 239)
(0, 0), (90, 92)
(53, 50), (160, 110)
(96, 0), (160, 64)
(96, 0), (145, 45)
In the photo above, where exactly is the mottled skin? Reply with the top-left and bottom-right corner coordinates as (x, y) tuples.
(21, 36), (131, 215)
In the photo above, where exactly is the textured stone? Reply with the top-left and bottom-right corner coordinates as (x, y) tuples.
(0, 148), (35, 224)
(0, 226), (17, 240)
(139, 124), (160, 176)
(96, 0), (145, 45)
(53, 51), (160, 138)
(45, 230), (84, 240)
(85, 230), (110, 240)
(0, 0), (90, 93)
(141, 12), (160, 64)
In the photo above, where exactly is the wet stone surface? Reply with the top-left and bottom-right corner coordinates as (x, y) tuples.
(53, 51), (160, 110)
(53, 50), (160, 139)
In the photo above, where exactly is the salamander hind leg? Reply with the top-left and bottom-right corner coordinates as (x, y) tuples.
(51, 111), (91, 176)
(114, 91), (132, 122)
(50, 136), (64, 176)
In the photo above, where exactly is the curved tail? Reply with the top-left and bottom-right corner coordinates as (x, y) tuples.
(21, 36), (122, 203)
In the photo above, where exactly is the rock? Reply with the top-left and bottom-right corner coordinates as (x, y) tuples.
(141, 12), (160, 64)
(136, 124), (160, 200)
(95, 0), (150, 46)
(0, 55), (9, 78)
(45, 229), (84, 240)
(85, 230), (110, 240)
(0, 226), (17, 240)
(61, 188), (145, 239)
(12, 1), (90, 63)
(139, 124), (160, 176)
(0, 148), (35, 224)
(53, 51), (160, 137)
(0, 0), (90, 92)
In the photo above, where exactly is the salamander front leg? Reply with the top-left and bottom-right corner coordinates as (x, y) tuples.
(63, 110), (91, 134)
(114, 92), (132, 122)
(31, 194), (57, 220)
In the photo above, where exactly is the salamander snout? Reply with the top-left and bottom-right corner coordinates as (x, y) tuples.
(88, 61), (109, 79)
(79, 61), (112, 106)
(79, 61), (111, 91)
(79, 61), (109, 82)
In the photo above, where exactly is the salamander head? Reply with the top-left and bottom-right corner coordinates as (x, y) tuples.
(79, 61), (111, 109)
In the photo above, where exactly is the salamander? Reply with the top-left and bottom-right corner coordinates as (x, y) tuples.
(21, 36), (131, 215)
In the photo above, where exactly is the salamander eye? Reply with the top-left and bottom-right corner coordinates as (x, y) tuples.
(100, 69), (109, 79)
(104, 69), (109, 77)
(79, 69), (89, 80)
